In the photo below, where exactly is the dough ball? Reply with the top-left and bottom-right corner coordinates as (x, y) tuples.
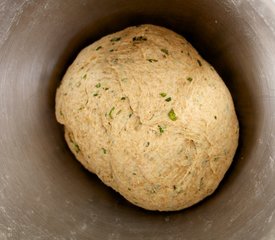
(55, 24), (239, 211)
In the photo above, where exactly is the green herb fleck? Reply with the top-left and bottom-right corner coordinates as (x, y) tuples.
(165, 97), (172, 102)
(93, 93), (98, 97)
(129, 113), (133, 118)
(147, 59), (158, 63)
(74, 143), (80, 153)
(96, 46), (102, 51)
(132, 172), (137, 175)
(121, 97), (126, 100)
(133, 36), (147, 42)
(109, 49), (114, 52)
(116, 110), (122, 115)
(128, 188), (132, 191)
(158, 125), (164, 134)
(161, 48), (169, 55)
(197, 59), (202, 66)
(168, 109), (177, 121)
(95, 83), (101, 88)
(160, 92), (167, 97)
(110, 37), (121, 42)
(109, 107), (115, 119)
(83, 74), (87, 79)
(187, 77), (193, 82)
(146, 142), (150, 147)
(102, 148), (107, 154)
(60, 110), (63, 116)
(103, 87), (109, 91)
(214, 116), (217, 119)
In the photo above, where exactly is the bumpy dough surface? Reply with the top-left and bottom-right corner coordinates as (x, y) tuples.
(55, 24), (239, 211)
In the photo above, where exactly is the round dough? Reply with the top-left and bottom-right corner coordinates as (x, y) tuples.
(55, 24), (239, 211)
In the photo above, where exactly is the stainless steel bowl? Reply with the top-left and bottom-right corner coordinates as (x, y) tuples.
(0, 0), (275, 239)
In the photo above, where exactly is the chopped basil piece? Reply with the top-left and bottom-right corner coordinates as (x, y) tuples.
(187, 77), (193, 82)
(129, 113), (133, 118)
(109, 107), (115, 119)
(165, 97), (172, 102)
(93, 93), (98, 97)
(95, 83), (101, 88)
(74, 143), (80, 153)
(158, 125), (164, 134)
(132, 36), (147, 41)
(116, 110), (122, 115)
(110, 37), (121, 42)
(121, 97), (126, 100)
(109, 49), (114, 52)
(197, 59), (202, 66)
(160, 92), (167, 97)
(147, 59), (158, 63)
(168, 109), (177, 121)
(102, 148), (107, 154)
(60, 110), (63, 116)
(161, 48), (169, 55)
(96, 46), (102, 51)
(83, 74), (87, 79)
(146, 142), (150, 147)
(104, 87), (109, 91)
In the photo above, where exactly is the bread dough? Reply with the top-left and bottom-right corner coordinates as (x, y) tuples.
(55, 24), (239, 211)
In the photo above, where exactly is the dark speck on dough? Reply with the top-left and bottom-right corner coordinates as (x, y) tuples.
(102, 148), (107, 154)
(110, 37), (121, 42)
(161, 48), (169, 55)
(197, 59), (202, 66)
(133, 36), (147, 42)
(147, 59), (158, 63)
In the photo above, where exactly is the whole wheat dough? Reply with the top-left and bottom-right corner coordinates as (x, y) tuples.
(55, 24), (239, 211)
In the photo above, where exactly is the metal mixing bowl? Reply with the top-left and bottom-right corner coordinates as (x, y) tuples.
(0, 0), (275, 239)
